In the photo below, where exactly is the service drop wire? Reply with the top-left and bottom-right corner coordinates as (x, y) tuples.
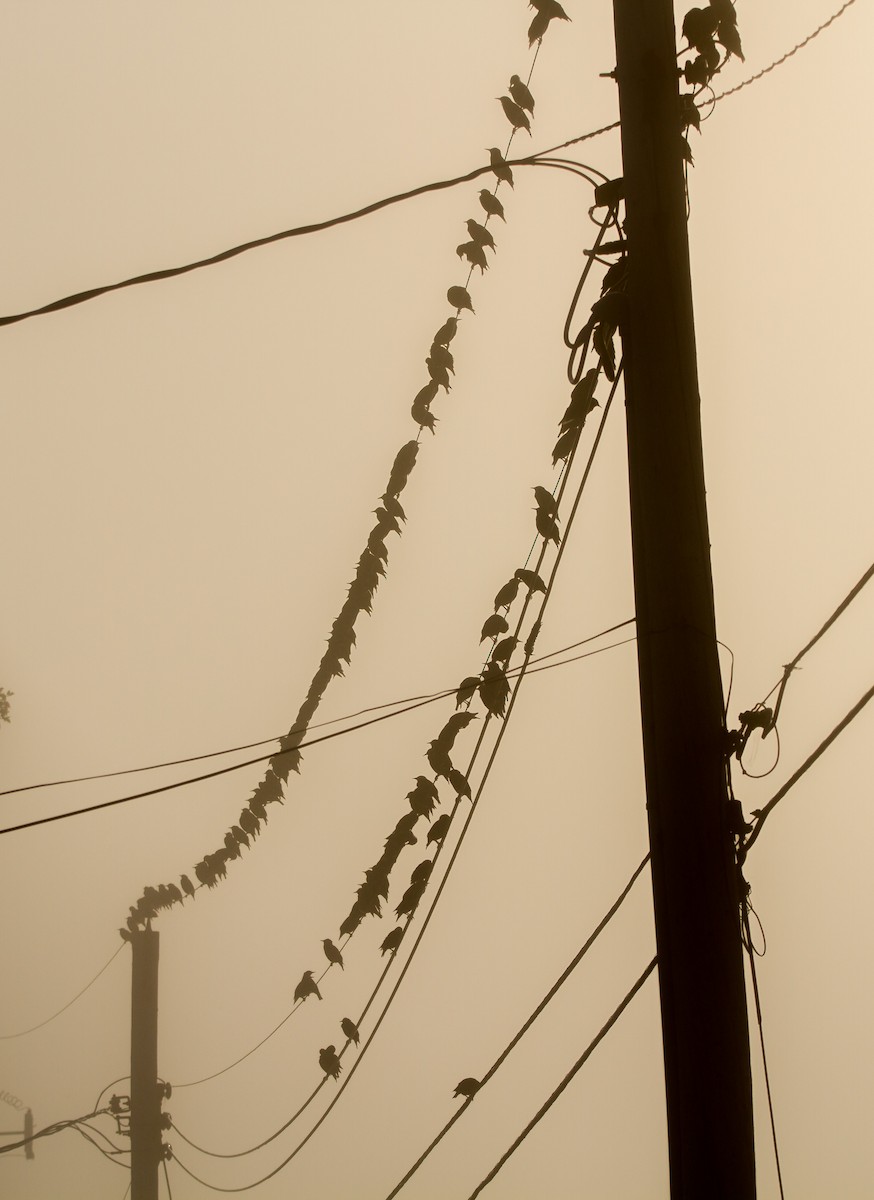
(167, 640), (638, 1094)
(466, 958), (658, 1198)
(171, 363), (622, 1190)
(383, 854), (651, 1198)
(741, 681), (874, 857)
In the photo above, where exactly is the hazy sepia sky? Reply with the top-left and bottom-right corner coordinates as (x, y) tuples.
(2, 3), (872, 1197)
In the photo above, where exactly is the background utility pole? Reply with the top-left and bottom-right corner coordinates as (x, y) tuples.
(611, 0), (757, 1195)
(130, 927), (161, 1200)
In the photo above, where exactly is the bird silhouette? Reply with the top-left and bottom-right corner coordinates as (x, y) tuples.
(528, 0), (570, 45)
(294, 971), (322, 1003)
(341, 1017), (360, 1046)
(323, 939), (344, 969)
(536, 508), (561, 544)
(408, 775), (439, 818)
(319, 1046), (342, 1080)
(533, 485), (559, 518)
(427, 740), (454, 779)
(455, 675), (480, 708)
(487, 147), (514, 188)
(478, 189), (506, 221)
(456, 241), (489, 273)
(479, 662), (510, 717)
(426, 354), (452, 389)
(491, 635), (518, 665)
(509, 74), (535, 113)
(448, 768), (471, 799)
(433, 316), (458, 346)
(497, 95), (531, 134)
(447, 285), (474, 313)
(429, 343), (455, 374)
(494, 578), (520, 609)
(180, 875), (195, 900)
(481, 612), (509, 642)
(515, 567), (546, 594)
(466, 219), (496, 251)
(434, 711), (477, 753)
(427, 813), (451, 845)
(411, 859), (434, 885)
(454, 1077), (481, 1099)
(381, 927), (404, 956)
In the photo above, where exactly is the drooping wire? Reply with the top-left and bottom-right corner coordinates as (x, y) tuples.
(0, 1108), (108, 1155)
(169, 358), (622, 1187)
(761, 559), (874, 727)
(0, 627), (635, 838)
(0, 942), (125, 1039)
(741, 904), (786, 1199)
(69, 1121), (131, 1170)
(170, 352), (619, 1180)
(466, 958), (658, 1198)
(0, 623), (634, 801)
(714, 0), (859, 103)
(741, 682), (874, 858)
(165, 645), (637, 1099)
(169, 365), (623, 1108)
(383, 854), (651, 1198)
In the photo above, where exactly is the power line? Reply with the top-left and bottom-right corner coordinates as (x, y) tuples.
(466, 958), (658, 1199)
(762, 558), (874, 727)
(170, 361), (621, 1185)
(0, 622), (635, 800)
(0, 628), (635, 838)
(542, 0), (862, 157)
(0, 151), (576, 330)
(714, 0), (860, 103)
(0, 942), (125, 1039)
(383, 855), (651, 1198)
(0, 1108), (108, 1156)
(741, 682), (874, 857)
(741, 906), (786, 1200)
(170, 370), (619, 1106)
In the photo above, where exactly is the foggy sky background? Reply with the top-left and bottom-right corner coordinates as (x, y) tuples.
(2, 2), (872, 1197)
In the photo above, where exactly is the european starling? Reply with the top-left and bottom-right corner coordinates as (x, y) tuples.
(294, 970), (322, 1003)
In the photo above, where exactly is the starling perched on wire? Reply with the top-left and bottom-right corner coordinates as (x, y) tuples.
(294, 970), (322, 1003)
(478, 189), (506, 221)
(509, 74), (535, 113)
(466, 219), (496, 251)
(453, 1077), (481, 1099)
(341, 1017), (360, 1046)
(456, 241), (489, 273)
(433, 316), (458, 346)
(381, 927), (404, 956)
(427, 813), (451, 846)
(319, 1045), (342, 1080)
(323, 939), (344, 969)
(447, 285), (474, 313)
(497, 95), (531, 135)
(487, 148), (514, 188)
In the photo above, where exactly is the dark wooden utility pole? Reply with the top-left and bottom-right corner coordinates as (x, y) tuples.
(130, 927), (161, 1200)
(610, 1), (756, 1195)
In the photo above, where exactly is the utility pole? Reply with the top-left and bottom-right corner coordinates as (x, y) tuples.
(610, 1), (756, 1196)
(130, 926), (161, 1200)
